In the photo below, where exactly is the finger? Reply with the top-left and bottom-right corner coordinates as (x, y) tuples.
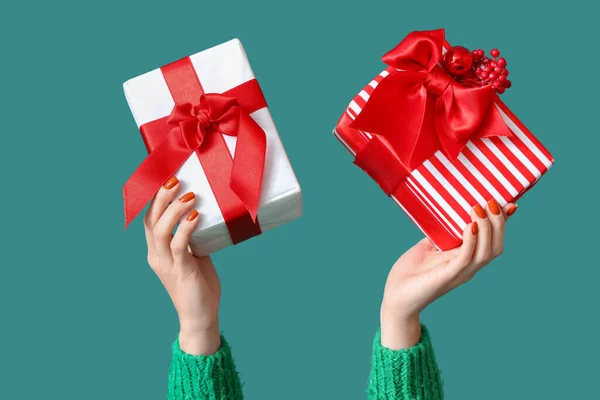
(171, 210), (200, 264)
(145, 176), (180, 231)
(486, 199), (506, 258)
(471, 204), (492, 266)
(502, 203), (518, 220)
(153, 191), (196, 263)
(437, 222), (478, 281)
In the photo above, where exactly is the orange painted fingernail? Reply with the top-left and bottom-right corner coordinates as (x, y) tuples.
(474, 204), (487, 218)
(179, 192), (195, 202)
(507, 205), (518, 217)
(163, 176), (179, 189)
(488, 199), (501, 215)
(186, 210), (199, 221)
(471, 222), (478, 235)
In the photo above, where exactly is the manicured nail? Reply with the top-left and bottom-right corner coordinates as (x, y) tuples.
(488, 199), (501, 215)
(179, 192), (195, 202)
(474, 204), (487, 218)
(471, 222), (478, 235)
(186, 210), (199, 221)
(163, 176), (179, 189)
(507, 205), (518, 217)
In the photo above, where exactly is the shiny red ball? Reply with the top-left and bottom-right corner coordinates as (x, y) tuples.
(497, 58), (507, 67)
(442, 46), (474, 76)
(497, 86), (505, 94)
(504, 80), (512, 88)
(490, 49), (500, 57)
(494, 67), (503, 74)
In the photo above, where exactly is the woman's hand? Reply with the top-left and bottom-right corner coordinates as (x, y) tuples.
(143, 176), (221, 356)
(380, 200), (518, 350)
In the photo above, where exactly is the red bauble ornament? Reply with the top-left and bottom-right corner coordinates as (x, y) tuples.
(442, 46), (474, 76)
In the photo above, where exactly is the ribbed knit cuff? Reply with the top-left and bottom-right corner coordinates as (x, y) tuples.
(168, 335), (243, 400)
(368, 325), (443, 400)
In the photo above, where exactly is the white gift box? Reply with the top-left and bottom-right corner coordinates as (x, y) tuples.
(123, 39), (302, 256)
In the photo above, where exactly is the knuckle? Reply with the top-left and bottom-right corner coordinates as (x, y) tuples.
(479, 248), (492, 260)
(170, 240), (186, 254)
(153, 226), (169, 239)
(493, 245), (504, 258)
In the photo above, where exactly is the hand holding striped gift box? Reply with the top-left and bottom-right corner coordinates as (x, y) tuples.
(334, 29), (553, 251)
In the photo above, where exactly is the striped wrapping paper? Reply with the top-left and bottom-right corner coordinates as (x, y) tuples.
(334, 66), (554, 250)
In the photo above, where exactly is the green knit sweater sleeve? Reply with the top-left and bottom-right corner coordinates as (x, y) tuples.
(368, 325), (443, 399)
(168, 335), (243, 400)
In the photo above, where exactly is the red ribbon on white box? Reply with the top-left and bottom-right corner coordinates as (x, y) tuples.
(123, 57), (269, 244)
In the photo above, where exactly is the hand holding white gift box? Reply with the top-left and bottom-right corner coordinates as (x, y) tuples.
(123, 39), (302, 256)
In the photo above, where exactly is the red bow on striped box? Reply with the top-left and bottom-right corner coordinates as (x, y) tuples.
(333, 29), (554, 250)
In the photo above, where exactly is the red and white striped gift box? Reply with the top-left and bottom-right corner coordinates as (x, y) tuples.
(334, 65), (554, 251)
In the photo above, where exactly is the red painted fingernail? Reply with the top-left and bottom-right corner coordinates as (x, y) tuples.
(471, 222), (478, 235)
(507, 205), (518, 217)
(474, 204), (487, 218)
(163, 176), (179, 189)
(488, 199), (501, 215)
(179, 192), (195, 202)
(186, 210), (199, 221)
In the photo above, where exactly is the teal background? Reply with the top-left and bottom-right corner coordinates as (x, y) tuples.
(1, 0), (597, 398)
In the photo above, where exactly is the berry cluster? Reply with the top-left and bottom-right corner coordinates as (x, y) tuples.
(472, 48), (511, 94)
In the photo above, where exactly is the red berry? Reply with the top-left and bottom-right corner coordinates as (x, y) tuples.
(494, 67), (503, 74)
(490, 49), (500, 57)
(501, 69), (509, 75)
(497, 58), (507, 67)
(492, 81), (500, 90)
(489, 72), (498, 80)
(498, 74), (506, 82)
(504, 80), (512, 88)
(483, 65), (492, 72)
(497, 86), (505, 94)
(481, 71), (489, 78)
(490, 61), (498, 68)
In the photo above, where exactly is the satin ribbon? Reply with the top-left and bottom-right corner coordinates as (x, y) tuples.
(123, 57), (267, 245)
(350, 28), (513, 195)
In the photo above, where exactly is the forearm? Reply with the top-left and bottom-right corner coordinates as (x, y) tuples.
(368, 325), (443, 400)
(169, 334), (243, 400)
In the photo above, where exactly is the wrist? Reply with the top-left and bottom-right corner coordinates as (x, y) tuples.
(179, 323), (221, 356)
(380, 306), (422, 350)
